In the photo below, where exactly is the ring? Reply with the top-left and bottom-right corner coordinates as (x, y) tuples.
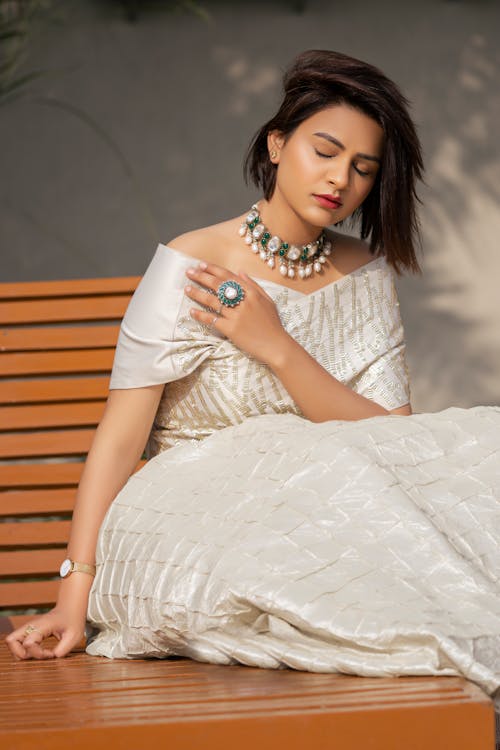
(24, 624), (43, 638)
(217, 280), (245, 308)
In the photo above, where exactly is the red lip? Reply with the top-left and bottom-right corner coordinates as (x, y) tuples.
(314, 194), (343, 209)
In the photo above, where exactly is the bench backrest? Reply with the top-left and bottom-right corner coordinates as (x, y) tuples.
(0, 275), (140, 633)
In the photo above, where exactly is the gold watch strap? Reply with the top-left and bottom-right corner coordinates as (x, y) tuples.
(72, 561), (96, 577)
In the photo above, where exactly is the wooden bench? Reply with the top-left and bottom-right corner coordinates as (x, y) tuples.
(0, 274), (495, 749)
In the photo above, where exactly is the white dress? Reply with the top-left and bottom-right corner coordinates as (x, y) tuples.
(85, 244), (500, 709)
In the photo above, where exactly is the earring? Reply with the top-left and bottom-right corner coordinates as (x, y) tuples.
(270, 150), (277, 160)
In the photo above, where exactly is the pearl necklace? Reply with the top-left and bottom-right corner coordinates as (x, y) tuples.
(238, 203), (333, 280)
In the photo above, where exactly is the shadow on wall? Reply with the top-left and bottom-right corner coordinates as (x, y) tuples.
(397, 31), (500, 410)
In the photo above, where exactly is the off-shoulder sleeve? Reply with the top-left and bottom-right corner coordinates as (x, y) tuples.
(350, 259), (412, 411)
(109, 244), (219, 389)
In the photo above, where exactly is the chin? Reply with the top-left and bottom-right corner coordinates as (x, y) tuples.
(299, 203), (328, 225)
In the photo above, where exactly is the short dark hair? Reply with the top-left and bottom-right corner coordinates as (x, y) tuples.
(243, 49), (425, 276)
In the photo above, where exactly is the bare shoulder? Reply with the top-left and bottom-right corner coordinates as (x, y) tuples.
(165, 227), (221, 264)
(165, 216), (242, 265)
(328, 230), (378, 273)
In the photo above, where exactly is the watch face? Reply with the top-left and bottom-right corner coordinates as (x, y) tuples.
(60, 558), (72, 577)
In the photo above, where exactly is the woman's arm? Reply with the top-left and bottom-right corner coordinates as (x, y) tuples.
(57, 385), (165, 612)
(268, 333), (393, 422)
(6, 384), (164, 659)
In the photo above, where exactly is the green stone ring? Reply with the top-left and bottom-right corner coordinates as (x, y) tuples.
(217, 280), (245, 308)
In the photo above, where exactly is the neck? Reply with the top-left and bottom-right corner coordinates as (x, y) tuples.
(257, 192), (324, 246)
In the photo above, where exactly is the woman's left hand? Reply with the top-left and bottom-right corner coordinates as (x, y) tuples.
(184, 261), (291, 368)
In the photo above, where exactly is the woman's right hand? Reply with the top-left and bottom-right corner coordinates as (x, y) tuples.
(4, 605), (87, 660)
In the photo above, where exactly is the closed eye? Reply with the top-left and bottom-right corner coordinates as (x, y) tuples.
(314, 148), (334, 159)
(314, 148), (372, 177)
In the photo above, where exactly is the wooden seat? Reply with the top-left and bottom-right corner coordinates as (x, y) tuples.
(0, 274), (495, 749)
(0, 638), (494, 749)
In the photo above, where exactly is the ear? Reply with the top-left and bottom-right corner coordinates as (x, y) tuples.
(267, 130), (285, 164)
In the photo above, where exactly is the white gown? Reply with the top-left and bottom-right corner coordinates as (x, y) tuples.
(85, 244), (500, 709)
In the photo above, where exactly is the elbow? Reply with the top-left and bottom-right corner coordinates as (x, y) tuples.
(388, 403), (412, 416)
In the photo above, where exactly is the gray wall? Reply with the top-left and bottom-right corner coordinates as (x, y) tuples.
(2, 0), (499, 413)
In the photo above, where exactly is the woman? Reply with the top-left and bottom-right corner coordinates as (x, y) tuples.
(6, 50), (500, 710)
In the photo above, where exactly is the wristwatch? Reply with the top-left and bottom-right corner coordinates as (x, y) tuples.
(59, 558), (96, 579)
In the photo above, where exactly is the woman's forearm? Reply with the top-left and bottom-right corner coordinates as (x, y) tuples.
(268, 333), (390, 422)
(55, 385), (164, 613)
(57, 441), (142, 609)
(66, 424), (142, 564)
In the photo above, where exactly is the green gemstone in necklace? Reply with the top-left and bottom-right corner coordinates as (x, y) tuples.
(238, 203), (333, 280)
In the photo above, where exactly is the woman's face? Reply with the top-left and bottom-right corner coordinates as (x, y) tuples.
(268, 103), (384, 227)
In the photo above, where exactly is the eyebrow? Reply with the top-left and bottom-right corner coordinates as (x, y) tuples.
(313, 131), (381, 164)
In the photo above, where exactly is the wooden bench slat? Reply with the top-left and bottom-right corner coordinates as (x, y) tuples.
(1, 401), (105, 430)
(0, 275), (139, 299)
(0, 579), (59, 607)
(1, 349), (115, 377)
(0, 297), (130, 325)
(0, 462), (84, 487)
(0, 680), (487, 713)
(0, 325), (120, 352)
(0, 489), (77, 516)
(0, 376), (110, 405)
(0, 548), (62, 576)
(0, 520), (71, 546)
(0, 429), (94, 459)
(0, 460), (145, 488)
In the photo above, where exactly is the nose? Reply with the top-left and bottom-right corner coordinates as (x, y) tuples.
(326, 158), (350, 191)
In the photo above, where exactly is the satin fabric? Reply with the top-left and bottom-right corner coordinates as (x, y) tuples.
(85, 243), (500, 710)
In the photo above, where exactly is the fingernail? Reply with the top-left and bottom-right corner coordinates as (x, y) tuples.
(186, 268), (195, 275)
(185, 285), (191, 292)
(198, 261), (207, 269)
